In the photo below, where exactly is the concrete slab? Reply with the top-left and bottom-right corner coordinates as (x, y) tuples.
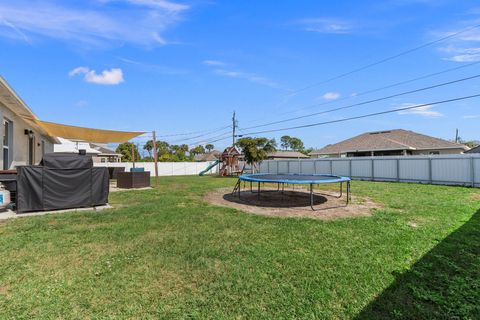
(0, 204), (113, 221)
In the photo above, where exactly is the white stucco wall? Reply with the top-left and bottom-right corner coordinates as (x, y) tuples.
(0, 102), (54, 169)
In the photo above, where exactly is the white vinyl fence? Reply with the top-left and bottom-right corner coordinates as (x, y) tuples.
(258, 154), (480, 187)
(94, 161), (219, 177)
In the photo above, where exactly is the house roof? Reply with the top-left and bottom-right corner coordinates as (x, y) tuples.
(54, 138), (102, 154)
(194, 150), (221, 161)
(90, 142), (122, 157)
(465, 145), (480, 153)
(0, 77), (60, 144)
(267, 151), (309, 159)
(222, 146), (242, 157)
(309, 129), (467, 155)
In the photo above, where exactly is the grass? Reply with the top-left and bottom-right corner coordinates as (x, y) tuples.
(0, 176), (479, 319)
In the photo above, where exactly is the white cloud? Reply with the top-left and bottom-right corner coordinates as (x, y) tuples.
(295, 18), (353, 34)
(0, 0), (188, 47)
(69, 67), (124, 85)
(435, 23), (480, 62)
(214, 69), (281, 89)
(107, 0), (189, 12)
(202, 60), (284, 89)
(321, 92), (341, 100)
(440, 46), (480, 62)
(397, 103), (443, 118)
(75, 100), (89, 107)
(203, 60), (226, 66)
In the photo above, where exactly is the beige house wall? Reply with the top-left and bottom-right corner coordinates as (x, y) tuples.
(0, 102), (54, 169)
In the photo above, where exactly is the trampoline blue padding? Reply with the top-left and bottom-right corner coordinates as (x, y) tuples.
(239, 173), (350, 184)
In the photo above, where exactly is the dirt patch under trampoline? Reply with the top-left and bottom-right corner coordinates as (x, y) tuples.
(204, 187), (381, 220)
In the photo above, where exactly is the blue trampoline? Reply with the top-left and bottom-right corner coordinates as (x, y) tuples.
(233, 173), (351, 210)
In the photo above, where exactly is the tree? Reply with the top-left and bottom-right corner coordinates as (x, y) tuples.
(205, 144), (214, 152)
(170, 144), (189, 161)
(116, 142), (141, 162)
(143, 140), (154, 158)
(190, 145), (206, 156)
(280, 135), (291, 150)
(236, 137), (276, 171)
(289, 137), (304, 152)
(157, 141), (170, 156)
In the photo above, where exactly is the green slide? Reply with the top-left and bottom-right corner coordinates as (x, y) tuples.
(199, 160), (221, 176)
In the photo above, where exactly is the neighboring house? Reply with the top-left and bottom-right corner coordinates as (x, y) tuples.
(465, 145), (480, 154)
(54, 138), (122, 163)
(194, 150), (221, 162)
(90, 142), (122, 163)
(267, 151), (309, 160)
(0, 77), (58, 169)
(309, 129), (468, 158)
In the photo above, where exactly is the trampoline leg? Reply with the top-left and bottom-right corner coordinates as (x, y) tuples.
(310, 183), (314, 210)
(238, 180), (241, 198)
(339, 182), (343, 198)
(250, 182), (252, 193)
(347, 181), (351, 205)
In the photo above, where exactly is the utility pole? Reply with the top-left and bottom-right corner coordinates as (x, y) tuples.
(232, 111), (237, 146)
(455, 128), (459, 143)
(152, 130), (159, 185)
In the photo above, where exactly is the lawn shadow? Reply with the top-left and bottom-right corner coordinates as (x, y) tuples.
(223, 190), (329, 208)
(355, 209), (480, 319)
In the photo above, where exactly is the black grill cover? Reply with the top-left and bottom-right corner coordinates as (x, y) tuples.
(17, 153), (109, 213)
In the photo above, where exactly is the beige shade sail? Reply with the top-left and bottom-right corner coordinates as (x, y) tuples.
(35, 120), (145, 143)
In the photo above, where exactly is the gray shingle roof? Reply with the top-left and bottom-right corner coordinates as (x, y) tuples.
(465, 145), (480, 153)
(309, 129), (467, 155)
(194, 151), (221, 161)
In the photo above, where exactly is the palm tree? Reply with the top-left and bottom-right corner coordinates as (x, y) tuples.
(205, 144), (214, 152)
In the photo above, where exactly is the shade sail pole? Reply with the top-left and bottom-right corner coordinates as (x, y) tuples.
(153, 131), (159, 186)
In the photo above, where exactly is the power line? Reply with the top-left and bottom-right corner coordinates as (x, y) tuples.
(268, 60), (480, 119)
(155, 125), (231, 138)
(187, 132), (232, 147)
(237, 93), (480, 136)
(242, 73), (480, 130)
(169, 128), (232, 144)
(287, 23), (480, 95)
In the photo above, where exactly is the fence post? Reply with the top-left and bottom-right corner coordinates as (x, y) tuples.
(471, 156), (475, 187)
(349, 159), (352, 178)
(314, 160), (317, 174)
(330, 160), (333, 175)
(299, 158), (302, 174)
(428, 157), (433, 184)
(371, 158), (374, 181)
(396, 158), (400, 182)
(277, 161), (279, 174)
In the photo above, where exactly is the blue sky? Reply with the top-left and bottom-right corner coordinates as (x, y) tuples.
(1, 0), (480, 150)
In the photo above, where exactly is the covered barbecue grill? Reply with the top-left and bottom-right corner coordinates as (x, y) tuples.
(16, 153), (109, 213)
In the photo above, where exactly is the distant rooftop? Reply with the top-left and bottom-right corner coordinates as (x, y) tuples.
(309, 129), (467, 155)
(194, 150), (221, 161)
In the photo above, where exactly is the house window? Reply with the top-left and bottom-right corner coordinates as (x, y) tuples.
(3, 119), (13, 170)
(429, 151), (440, 155)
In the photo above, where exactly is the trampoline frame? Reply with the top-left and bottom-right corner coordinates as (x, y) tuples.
(232, 173), (351, 210)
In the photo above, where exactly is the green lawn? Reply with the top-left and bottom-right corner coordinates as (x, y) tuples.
(0, 176), (479, 319)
